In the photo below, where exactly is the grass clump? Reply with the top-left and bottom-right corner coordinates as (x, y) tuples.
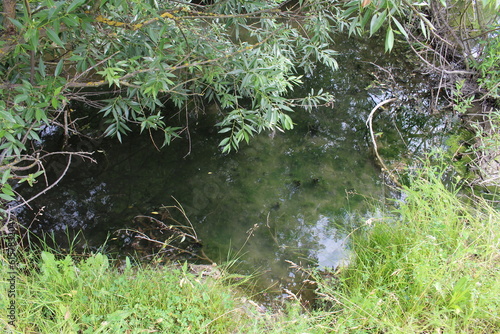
(1, 247), (326, 333)
(315, 167), (500, 333)
(0, 251), (261, 333)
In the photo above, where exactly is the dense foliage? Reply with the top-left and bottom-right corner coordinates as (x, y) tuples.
(1, 0), (499, 213)
(0, 0), (340, 210)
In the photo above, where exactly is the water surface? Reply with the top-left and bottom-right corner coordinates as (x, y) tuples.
(15, 37), (453, 295)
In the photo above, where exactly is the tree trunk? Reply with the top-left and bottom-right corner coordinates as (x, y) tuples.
(2, 0), (17, 34)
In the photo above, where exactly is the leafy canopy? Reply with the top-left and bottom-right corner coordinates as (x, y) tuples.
(2, 0), (498, 210)
(0, 0), (337, 206)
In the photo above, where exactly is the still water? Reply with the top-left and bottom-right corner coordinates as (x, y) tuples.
(16, 37), (453, 294)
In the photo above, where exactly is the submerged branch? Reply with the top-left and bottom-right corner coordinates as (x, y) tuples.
(366, 97), (402, 188)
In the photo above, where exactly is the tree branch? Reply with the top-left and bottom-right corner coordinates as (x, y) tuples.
(366, 97), (402, 188)
(5, 151), (95, 213)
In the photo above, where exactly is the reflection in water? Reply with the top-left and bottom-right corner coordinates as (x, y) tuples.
(15, 37), (453, 296)
(305, 215), (348, 268)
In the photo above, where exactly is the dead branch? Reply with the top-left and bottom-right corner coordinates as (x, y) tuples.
(366, 97), (402, 188)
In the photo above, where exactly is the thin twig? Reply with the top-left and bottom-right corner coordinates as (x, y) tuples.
(67, 51), (121, 87)
(6, 155), (72, 213)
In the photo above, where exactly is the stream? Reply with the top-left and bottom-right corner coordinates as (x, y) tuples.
(14, 36), (455, 299)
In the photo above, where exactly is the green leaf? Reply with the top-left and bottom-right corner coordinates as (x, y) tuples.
(28, 130), (41, 142)
(68, 54), (85, 61)
(41, 251), (56, 266)
(2, 183), (15, 196)
(218, 127), (232, 134)
(29, 30), (40, 50)
(385, 27), (394, 52)
(55, 59), (64, 76)
(14, 94), (29, 104)
(0, 193), (15, 201)
(361, 9), (373, 29)
(4, 132), (17, 143)
(222, 144), (231, 154)
(1, 169), (11, 184)
(0, 111), (16, 123)
(35, 108), (46, 121)
(116, 130), (122, 143)
(9, 18), (24, 30)
(38, 57), (46, 78)
(46, 29), (65, 48)
(283, 114), (294, 129)
(66, 0), (86, 13)
(243, 129), (250, 143)
(62, 16), (79, 27)
(370, 10), (387, 36)
(482, 0), (500, 8)
(54, 86), (63, 96)
(343, 4), (359, 17)
(125, 256), (131, 271)
(278, 104), (294, 112)
(420, 19), (428, 39)
(51, 97), (60, 109)
(391, 17), (408, 39)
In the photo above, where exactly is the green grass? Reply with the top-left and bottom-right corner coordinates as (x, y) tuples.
(2, 166), (500, 333)
(0, 246), (324, 333)
(315, 167), (500, 333)
(1, 252), (251, 333)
